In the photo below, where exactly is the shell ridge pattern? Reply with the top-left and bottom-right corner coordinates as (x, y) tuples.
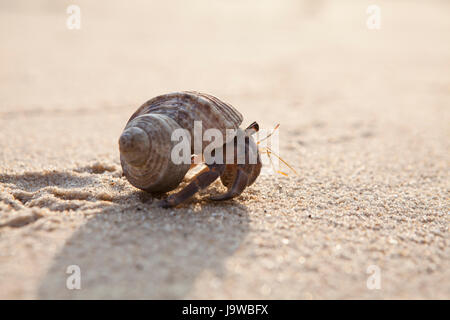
(136, 92), (242, 126)
(194, 92), (242, 125)
(131, 92), (243, 150)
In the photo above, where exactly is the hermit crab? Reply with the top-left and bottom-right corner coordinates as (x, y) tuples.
(118, 91), (262, 208)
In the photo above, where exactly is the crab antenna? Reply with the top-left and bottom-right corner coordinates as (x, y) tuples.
(263, 148), (278, 174)
(257, 123), (280, 145)
(260, 146), (298, 176)
(260, 149), (289, 176)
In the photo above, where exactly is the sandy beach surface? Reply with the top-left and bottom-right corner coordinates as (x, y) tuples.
(0, 0), (449, 299)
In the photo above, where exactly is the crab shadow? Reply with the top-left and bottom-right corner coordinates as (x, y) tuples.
(10, 169), (252, 299)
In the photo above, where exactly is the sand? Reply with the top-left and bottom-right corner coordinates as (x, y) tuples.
(0, 0), (448, 299)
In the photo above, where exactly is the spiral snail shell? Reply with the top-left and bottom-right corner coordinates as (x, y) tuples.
(119, 91), (244, 193)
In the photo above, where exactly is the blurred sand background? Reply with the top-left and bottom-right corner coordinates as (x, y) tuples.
(0, 0), (449, 299)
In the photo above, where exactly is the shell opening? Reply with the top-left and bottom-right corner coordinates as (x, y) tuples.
(119, 126), (150, 167)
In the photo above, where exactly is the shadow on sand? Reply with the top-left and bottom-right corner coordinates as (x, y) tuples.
(3, 169), (251, 299)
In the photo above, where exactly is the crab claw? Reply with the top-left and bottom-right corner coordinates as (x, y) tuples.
(210, 169), (249, 201)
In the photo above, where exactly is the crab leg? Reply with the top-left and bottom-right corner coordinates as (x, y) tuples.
(210, 166), (249, 201)
(158, 164), (224, 208)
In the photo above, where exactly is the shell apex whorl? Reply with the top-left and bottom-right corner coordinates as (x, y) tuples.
(119, 126), (151, 167)
(119, 113), (190, 193)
